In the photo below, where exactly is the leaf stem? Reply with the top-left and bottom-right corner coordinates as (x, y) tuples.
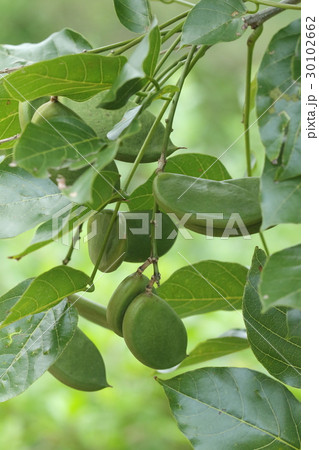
(123, 99), (172, 191)
(62, 224), (83, 265)
(243, 25), (263, 177)
(150, 202), (161, 285)
(247, 0), (301, 10)
(259, 232), (270, 256)
(242, 26), (270, 255)
(157, 45), (197, 171)
(154, 35), (182, 76)
(68, 294), (110, 329)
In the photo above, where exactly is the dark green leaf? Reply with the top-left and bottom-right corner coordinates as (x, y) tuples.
(106, 104), (178, 163)
(179, 329), (249, 368)
(1, 54), (126, 102)
(0, 279), (78, 402)
(0, 29), (92, 69)
(14, 117), (106, 178)
(49, 327), (109, 391)
(158, 367), (301, 449)
(9, 205), (95, 260)
(62, 143), (120, 206)
(128, 153), (231, 210)
(243, 247), (301, 388)
(0, 165), (70, 239)
(107, 104), (142, 140)
(261, 159), (301, 229)
(259, 244), (301, 310)
(114, 0), (152, 33)
(0, 266), (91, 329)
(98, 21), (160, 109)
(157, 260), (248, 318)
(182, 0), (247, 46)
(257, 19), (301, 180)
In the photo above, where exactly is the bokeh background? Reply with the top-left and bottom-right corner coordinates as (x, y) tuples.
(0, 1), (300, 449)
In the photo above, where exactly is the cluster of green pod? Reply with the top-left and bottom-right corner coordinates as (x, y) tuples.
(106, 272), (188, 370)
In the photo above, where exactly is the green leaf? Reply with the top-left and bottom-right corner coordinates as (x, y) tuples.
(179, 329), (249, 368)
(0, 165), (70, 239)
(0, 97), (19, 150)
(259, 244), (301, 310)
(62, 143), (120, 206)
(1, 54), (126, 102)
(158, 367), (301, 449)
(98, 21), (160, 109)
(182, 0), (247, 46)
(157, 260), (248, 318)
(243, 247), (301, 388)
(0, 266), (91, 329)
(114, 0), (152, 33)
(0, 29), (92, 69)
(14, 117), (106, 178)
(256, 19), (301, 181)
(0, 279), (78, 402)
(9, 205), (95, 260)
(107, 104), (142, 140)
(261, 159), (301, 229)
(49, 327), (109, 391)
(128, 153), (231, 210)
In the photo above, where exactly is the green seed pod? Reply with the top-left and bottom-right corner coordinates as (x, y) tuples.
(123, 210), (177, 263)
(106, 272), (150, 336)
(87, 210), (127, 273)
(18, 96), (50, 130)
(31, 98), (81, 126)
(49, 328), (109, 391)
(122, 292), (188, 369)
(153, 172), (262, 237)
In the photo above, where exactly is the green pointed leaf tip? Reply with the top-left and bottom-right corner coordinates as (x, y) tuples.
(0, 279), (78, 402)
(114, 0), (152, 33)
(49, 327), (109, 391)
(158, 367), (301, 449)
(0, 266), (91, 329)
(98, 21), (160, 110)
(1, 54), (126, 102)
(261, 159), (300, 229)
(243, 247), (301, 388)
(179, 329), (249, 368)
(259, 244), (301, 310)
(0, 165), (70, 239)
(182, 0), (247, 46)
(128, 153), (231, 210)
(14, 117), (106, 178)
(257, 19), (301, 181)
(157, 260), (247, 318)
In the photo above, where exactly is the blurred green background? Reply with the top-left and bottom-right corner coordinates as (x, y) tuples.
(0, 1), (300, 449)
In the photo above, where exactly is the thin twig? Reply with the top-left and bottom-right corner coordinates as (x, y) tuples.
(243, 0), (301, 29)
(0, 134), (20, 145)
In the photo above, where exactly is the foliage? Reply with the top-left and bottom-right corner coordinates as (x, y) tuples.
(0, 0), (301, 448)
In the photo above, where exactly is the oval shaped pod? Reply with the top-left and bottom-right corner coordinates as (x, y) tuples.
(49, 327), (109, 391)
(87, 210), (127, 273)
(123, 210), (177, 263)
(31, 98), (81, 126)
(123, 292), (188, 369)
(153, 173), (262, 237)
(106, 272), (150, 336)
(115, 109), (178, 163)
(19, 96), (50, 130)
